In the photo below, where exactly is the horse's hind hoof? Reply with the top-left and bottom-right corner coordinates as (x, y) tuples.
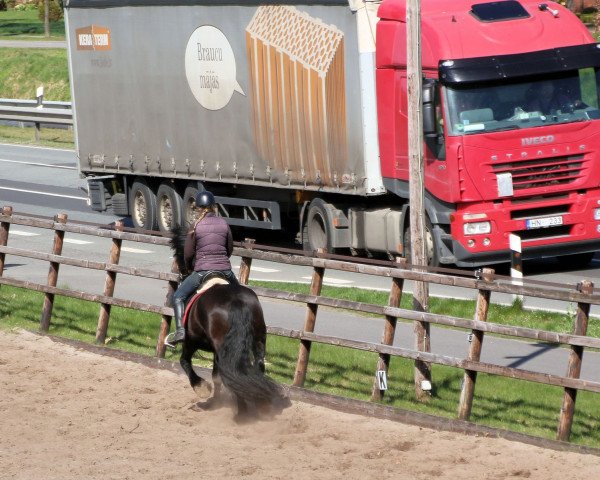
(275, 395), (292, 412)
(233, 412), (255, 425)
(190, 402), (210, 412)
(191, 396), (222, 411)
(192, 381), (213, 399)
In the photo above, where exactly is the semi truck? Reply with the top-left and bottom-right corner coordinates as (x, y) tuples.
(64, 0), (600, 267)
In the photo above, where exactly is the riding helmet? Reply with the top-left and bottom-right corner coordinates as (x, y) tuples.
(195, 190), (215, 208)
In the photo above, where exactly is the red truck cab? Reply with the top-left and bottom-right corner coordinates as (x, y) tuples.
(376, 0), (600, 267)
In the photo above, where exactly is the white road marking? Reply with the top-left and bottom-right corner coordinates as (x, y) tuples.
(230, 263), (279, 273)
(0, 186), (86, 201)
(0, 157), (76, 170)
(9, 230), (40, 236)
(121, 247), (153, 254)
(64, 238), (93, 245)
(248, 266), (280, 273)
(0, 143), (75, 153)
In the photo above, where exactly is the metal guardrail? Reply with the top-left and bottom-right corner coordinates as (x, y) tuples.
(0, 98), (71, 109)
(0, 98), (73, 126)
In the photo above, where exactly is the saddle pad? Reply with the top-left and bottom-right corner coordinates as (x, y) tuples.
(182, 277), (229, 326)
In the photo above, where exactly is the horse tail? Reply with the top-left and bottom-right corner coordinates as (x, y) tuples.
(216, 299), (284, 404)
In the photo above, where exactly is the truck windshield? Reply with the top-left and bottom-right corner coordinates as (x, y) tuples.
(444, 68), (600, 136)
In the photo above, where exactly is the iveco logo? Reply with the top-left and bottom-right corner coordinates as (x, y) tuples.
(521, 135), (555, 146)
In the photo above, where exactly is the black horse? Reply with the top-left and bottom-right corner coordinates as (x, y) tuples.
(169, 225), (289, 420)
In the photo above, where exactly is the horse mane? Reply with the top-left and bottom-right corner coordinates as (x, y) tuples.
(169, 224), (189, 276)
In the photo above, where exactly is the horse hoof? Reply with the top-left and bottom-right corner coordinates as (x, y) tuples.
(277, 395), (292, 411)
(192, 396), (223, 411)
(233, 412), (254, 425)
(190, 402), (205, 412)
(192, 381), (213, 399)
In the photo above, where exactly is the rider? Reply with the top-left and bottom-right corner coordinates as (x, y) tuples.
(167, 190), (239, 345)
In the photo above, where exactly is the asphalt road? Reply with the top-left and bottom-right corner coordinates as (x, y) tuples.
(1, 143), (600, 383)
(0, 39), (66, 49)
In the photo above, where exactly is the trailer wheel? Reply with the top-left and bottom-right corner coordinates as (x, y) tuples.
(303, 199), (334, 253)
(156, 183), (183, 234)
(403, 216), (439, 267)
(182, 185), (199, 227)
(130, 180), (158, 231)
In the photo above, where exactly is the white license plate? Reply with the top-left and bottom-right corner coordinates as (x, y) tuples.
(525, 215), (563, 229)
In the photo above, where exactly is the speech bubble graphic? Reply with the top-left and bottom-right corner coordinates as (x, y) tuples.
(185, 25), (244, 111)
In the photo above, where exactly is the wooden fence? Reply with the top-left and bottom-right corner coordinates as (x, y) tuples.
(1, 205), (600, 443)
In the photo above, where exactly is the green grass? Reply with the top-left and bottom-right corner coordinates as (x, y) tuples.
(251, 280), (600, 338)
(0, 9), (65, 40)
(0, 47), (69, 100)
(1, 282), (598, 448)
(0, 12), (72, 148)
(0, 124), (74, 148)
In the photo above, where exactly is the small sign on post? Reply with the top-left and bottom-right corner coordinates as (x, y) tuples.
(509, 233), (523, 304)
(35, 86), (44, 141)
(36, 86), (44, 104)
(376, 370), (388, 391)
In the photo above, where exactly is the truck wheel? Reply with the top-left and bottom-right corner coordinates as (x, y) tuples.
(303, 199), (334, 253)
(182, 185), (199, 227)
(403, 216), (439, 267)
(156, 183), (183, 234)
(130, 180), (158, 231)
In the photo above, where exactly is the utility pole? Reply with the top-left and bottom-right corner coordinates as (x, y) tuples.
(406, 0), (432, 400)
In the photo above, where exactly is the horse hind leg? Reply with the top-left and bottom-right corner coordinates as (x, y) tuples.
(179, 342), (212, 399)
(253, 339), (266, 373)
(194, 354), (225, 411)
(233, 396), (253, 424)
(211, 354), (223, 397)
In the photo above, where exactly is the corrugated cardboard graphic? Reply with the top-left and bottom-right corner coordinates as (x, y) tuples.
(246, 6), (347, 186)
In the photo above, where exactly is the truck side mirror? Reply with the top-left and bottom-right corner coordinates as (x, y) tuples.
(422, 78), (446, 160)
(423, 78), (437, 135)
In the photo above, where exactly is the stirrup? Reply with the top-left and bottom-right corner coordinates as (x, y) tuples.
(164, 331), (184, 348)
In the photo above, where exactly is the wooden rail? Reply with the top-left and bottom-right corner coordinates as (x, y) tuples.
(1, 206), (599, 443)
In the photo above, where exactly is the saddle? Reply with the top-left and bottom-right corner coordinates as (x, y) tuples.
(182, 272), (229, 326)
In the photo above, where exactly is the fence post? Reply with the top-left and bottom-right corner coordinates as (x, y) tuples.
(95, 221), (124, 344)
(293, 249), (325, 387)
(371, 257), (406, 401)
(458, 267), (494, 420)
(238, 238), (255, 285)
(0, 206), (13, 283)
(414, 277), (432, 400)
(556, 279), (593, 442)
(156, 258), (180, 358)
(39, 213), (67, 332)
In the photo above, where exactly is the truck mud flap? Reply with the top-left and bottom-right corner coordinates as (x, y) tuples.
(88, 180), (107, 212)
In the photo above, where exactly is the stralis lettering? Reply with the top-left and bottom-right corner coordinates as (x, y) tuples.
(197, 43), (223, 62)
(521, 135), (555, 146)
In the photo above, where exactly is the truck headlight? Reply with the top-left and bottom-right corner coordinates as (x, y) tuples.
(594, 208), (600, 220)
(464, 221), (491, 235)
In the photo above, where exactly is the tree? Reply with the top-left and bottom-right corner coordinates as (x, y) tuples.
(36, 0), (63, 38)
(44, 0), (49, 38)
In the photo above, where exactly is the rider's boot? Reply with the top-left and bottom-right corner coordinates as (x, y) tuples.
(168, 300), (186, 345)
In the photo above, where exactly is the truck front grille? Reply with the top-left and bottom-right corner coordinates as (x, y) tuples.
(492, 154), (584, 192)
